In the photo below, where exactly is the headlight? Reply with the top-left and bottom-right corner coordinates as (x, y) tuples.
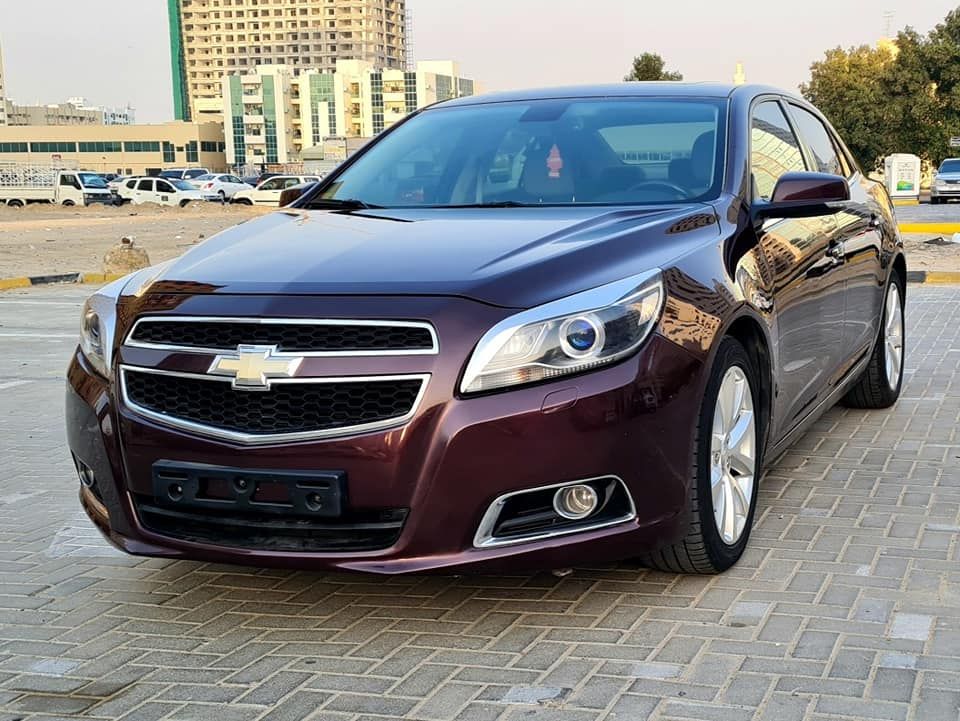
(78, 262), (173, 378)
(460, 269), (664, 394)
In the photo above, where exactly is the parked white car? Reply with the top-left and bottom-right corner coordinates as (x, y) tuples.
(231, 175), (322, 206)
(160, 168), (210, 182)
(116, 177), (205, 207)
(191, 173), (253, 200)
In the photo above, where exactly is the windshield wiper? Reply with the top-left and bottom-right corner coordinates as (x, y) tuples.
(306, 198), (384, 210)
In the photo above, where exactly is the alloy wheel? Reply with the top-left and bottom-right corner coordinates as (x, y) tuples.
(885, 284), (904, 391)
(710, 366), (756, 545)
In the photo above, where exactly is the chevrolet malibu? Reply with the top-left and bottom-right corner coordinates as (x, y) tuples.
(67, 84), (906, 575)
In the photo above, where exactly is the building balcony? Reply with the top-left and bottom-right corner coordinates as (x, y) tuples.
(243, 114), (265, 124)
(244, 135), (266, 146)
(241, 92), (264, 103)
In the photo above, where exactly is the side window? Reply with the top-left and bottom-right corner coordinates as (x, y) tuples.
(156, 180), (175, 193)
(125, 179), (137, 189)
(751, 101), (805, 200)
(788, 105), (844, 177)
(136, 179), (153, 191)
(259, 178), (282, 191)
(283, 178), (302, 188)
(59, 174), (75, 187)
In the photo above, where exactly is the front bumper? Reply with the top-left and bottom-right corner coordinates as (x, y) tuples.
(66, 312), (704, 574)
(931, 185), (960, 198)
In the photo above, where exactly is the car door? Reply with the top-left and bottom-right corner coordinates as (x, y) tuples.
(133, 178), (154, 204)
(253, 177), (285, 204)
(154, 179), (177, 206)
(786, 103), (885, 368)
(750, 99), (847, 433)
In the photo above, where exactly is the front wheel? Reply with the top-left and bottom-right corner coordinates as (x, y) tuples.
(842, 277), (904, 408)
(640, 337), (761, 574)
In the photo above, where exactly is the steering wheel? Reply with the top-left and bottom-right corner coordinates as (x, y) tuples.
(627, 181), (691, 199)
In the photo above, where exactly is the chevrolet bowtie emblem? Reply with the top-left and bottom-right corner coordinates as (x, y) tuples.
(208, 344), (302, 390)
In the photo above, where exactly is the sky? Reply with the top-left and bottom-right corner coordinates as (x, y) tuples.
(0, 0), (957, 123)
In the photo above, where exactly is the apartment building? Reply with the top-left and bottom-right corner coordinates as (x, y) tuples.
(169, 0), (407, 120)
(222, 59), (476, 166)
(0, 122), (226, 175)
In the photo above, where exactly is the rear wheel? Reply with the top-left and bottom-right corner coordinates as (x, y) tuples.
(842, 277), (904, 408)
(62, 199), (76, 207)
(217, 190), (226, 203)
(641, 337), (760, 574)
(6, 199), (23, 208)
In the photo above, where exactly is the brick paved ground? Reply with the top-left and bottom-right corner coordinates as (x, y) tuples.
(0, 283), (958, 721)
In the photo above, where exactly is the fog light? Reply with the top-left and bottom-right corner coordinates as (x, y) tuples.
(76, 461), (96, 488)
(553, 484), (599, 520)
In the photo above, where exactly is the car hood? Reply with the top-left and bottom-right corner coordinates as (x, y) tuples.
(145, 205), (720, 308)
(936, 172), (960, 181)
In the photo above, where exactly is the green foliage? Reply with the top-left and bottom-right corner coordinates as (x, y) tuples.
(625, 53), (683, 82)
(802, 8), (960, 170)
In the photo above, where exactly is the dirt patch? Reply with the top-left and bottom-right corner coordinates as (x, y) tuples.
(0, 202), (269, 279)
(902, 233), (960, 272)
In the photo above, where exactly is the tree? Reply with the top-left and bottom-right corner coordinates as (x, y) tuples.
(800, 44), (897, 170)
(624, 53), (683, 82)
(801, 7), (960, 169)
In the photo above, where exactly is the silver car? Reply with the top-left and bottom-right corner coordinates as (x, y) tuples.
(931, 158), (960, 203)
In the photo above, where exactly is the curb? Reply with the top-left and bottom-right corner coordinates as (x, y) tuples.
(0, 272), (125, 292)
(899, 223), (960, 234)
(906, 270), (960, 284)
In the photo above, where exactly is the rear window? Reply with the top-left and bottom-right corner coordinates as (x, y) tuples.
(316, 98), (726, 207)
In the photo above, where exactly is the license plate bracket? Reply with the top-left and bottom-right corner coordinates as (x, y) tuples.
(151, 461), (345, 518)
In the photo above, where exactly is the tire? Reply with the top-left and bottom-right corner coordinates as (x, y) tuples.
(842, 276), (904, 409)
(641, 337), (761, 574)
(179, 199), (191, 208)
(62, 199), (76, 207)
(6, 199), (23, 208)
(217, 190), (226, 203)
(235, 198), (252, 205)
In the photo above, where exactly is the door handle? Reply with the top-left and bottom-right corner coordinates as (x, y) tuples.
(826, 242), (845, 263)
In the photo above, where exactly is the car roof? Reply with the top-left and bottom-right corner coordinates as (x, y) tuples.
(436, 82), (795, 108)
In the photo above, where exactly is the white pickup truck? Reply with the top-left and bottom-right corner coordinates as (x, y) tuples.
(0, 166), (115, 207)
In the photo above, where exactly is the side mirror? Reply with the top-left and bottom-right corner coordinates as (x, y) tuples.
(753, 171), (849, 219)
(279, 182), (316, 208)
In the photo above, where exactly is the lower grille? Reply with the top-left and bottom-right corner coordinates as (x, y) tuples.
(135, 497), (407, 552)
(121, 367), (428, 443)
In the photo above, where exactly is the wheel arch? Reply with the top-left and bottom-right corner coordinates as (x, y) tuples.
(718, 312), (774, 464)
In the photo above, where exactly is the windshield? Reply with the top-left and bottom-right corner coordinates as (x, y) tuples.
(940, 159), (960, 173)
(78, 173), (108, 189)
(160, 170), (181, 179)
(314, 98), (725, 208)
(171, 180), (195, 191)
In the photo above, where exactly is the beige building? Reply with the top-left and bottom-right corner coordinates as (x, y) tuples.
(222, 59), (476, 167)
(0, 122), (226, 175)
(0, 41), (7, 126)
(2, 100), (104, 127)
(170, 0), (407, 121)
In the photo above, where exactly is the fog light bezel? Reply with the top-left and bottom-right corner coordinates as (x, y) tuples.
(473, 475), (636, 548)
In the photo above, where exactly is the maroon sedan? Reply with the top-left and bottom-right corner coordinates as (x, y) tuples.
(67, 83), (905, 574)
